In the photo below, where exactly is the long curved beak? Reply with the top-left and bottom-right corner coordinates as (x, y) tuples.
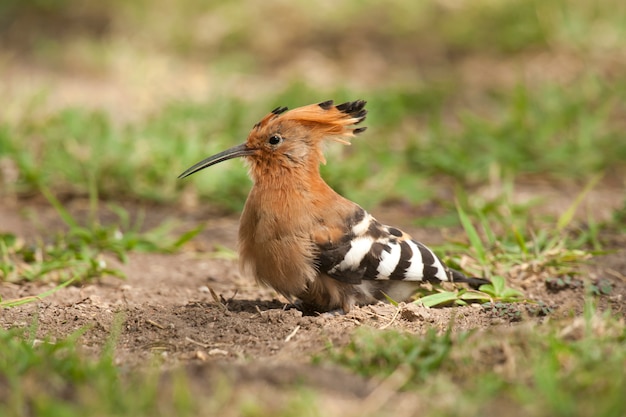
(178, 143), (254, 179)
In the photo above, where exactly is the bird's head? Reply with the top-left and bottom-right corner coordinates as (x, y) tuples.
(178, 100), (367, 182)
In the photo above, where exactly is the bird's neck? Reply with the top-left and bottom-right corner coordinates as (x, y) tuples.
(253, 169), (334, 197)
(242, 164), (358, 242)
(249, 159), (322, 191)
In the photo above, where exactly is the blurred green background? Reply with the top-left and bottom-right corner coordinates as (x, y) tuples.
(1, 0), (625, 211)
(2, 4), (626, 416)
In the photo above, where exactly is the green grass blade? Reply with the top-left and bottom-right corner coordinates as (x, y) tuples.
(415, 291), (460, 307)
(0, 275), (77, 308)
(88, 170), (100, 228)
(511, 224), (529, 255)
(459, 290), (492, 303)
(39, 185), (79, 229)
(557, 173), (602, 232)
(477, 209), (497, 247)
(171, 224), (204, 250)
(456, 202), (487, 264)
(382, 292), (400, 307)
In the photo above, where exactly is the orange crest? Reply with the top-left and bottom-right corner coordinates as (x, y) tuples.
(273, 100), (367, 145)
(249, 100), (368, 166)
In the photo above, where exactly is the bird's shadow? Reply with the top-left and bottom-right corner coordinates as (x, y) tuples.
(223, 298), (327, 316)
(224, 299), (293, 313)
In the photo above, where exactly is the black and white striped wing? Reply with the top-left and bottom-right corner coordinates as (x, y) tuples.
(316, 210), (453, 284)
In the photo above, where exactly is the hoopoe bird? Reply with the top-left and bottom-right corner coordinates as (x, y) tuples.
(179, 100), (488, 312)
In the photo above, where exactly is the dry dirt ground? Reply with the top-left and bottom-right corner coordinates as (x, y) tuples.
(1, 185), (625, 404)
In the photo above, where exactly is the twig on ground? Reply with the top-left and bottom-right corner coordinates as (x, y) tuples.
(284, 325), (301, 342)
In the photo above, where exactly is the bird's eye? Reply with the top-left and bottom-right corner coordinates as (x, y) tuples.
(268, 134), (283, 145)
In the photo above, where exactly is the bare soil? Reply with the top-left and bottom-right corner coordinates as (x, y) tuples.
(1, 188), (625, 404)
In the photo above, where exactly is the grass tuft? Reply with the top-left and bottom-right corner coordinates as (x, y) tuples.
(323, 304), (626, 417)
(323, 327), (458, 388)
(0, 185), (201, 306)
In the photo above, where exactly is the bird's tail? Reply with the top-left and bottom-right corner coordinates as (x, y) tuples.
(450, 269), (491, 290)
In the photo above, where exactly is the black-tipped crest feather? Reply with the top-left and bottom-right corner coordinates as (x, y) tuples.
(336, 100), (367, 115)
(318, 100), (334, 110)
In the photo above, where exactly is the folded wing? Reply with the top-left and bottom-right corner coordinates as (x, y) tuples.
(315, 208), (453, 284)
